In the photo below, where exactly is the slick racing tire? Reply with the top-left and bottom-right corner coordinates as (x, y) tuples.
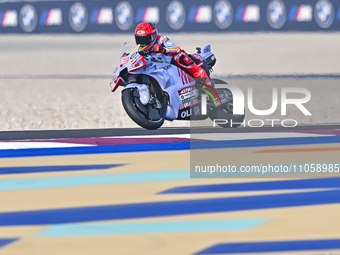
(208, 88), (245, 128)
(122, 88), (166, 130)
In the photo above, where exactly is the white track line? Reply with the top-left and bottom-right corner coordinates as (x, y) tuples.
(0, 142), (94, 150)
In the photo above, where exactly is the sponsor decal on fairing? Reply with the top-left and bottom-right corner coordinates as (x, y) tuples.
(178, 86), (198, 103)
(120, 57), (129, 65)
(194, 106), (200, 116)
(178, 86), (195, 95)
(177, 68), (195, 86)
(179, 99), (200, 110)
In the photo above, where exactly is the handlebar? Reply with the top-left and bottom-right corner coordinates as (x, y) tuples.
(139, 48), (153, 56)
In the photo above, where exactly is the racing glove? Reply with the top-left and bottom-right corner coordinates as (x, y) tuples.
(153, 44), (170, 54)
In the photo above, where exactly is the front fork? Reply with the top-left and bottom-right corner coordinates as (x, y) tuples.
(122, 83), (150, 105)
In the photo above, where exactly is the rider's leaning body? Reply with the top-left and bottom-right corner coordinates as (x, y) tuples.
(134, 22), (211, 87)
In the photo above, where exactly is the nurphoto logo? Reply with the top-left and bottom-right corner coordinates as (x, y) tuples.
(200, 84), (312, 128)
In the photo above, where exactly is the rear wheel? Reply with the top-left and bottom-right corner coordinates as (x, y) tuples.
(209, 88), (245, 128)
(121, 87), (166, 130)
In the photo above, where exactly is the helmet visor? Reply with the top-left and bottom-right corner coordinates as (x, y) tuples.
(135, 33), (156, 47)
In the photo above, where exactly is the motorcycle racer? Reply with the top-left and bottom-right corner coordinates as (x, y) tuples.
(134, 22), (211, 88)
(110, 23), (240, 130)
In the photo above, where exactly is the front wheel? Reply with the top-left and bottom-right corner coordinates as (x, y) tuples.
(122, 88), (165, 130)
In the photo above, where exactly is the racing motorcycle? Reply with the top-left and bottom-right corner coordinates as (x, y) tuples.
(110, 43), (245, 130)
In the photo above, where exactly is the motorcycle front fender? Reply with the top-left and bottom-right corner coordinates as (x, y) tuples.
(122, 83), (150, 105)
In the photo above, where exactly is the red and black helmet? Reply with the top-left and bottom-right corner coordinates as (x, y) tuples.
(134, 22), (158, 50)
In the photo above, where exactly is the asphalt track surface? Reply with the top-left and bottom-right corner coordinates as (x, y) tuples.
(0, 124), (340, 141)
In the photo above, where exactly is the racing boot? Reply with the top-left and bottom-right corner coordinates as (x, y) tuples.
(189, 67), (226, 108)
(187, 65), (212, 89)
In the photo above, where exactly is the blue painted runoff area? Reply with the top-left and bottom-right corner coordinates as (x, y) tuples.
(195, 239), (340, 254)
(0, 238), (18, 249)
(161, 178), (340, 194)
(0, 170), (190, 191)
(0, 142), (190, 158)
(1, 189), (340, 226)
(0, 164), (122, 175)
(0, 136), (340, 158)
(36, 219), (268, 237)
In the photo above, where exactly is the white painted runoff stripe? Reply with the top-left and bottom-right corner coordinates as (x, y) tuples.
(0, 142), (94, 150)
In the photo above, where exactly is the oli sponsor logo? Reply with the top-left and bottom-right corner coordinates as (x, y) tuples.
(180, 108), (192, 119)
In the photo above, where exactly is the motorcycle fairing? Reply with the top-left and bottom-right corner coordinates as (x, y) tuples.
(113, 43), (210, 120)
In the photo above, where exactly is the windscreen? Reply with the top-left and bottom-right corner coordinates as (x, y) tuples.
(121, 42), (137, 56)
